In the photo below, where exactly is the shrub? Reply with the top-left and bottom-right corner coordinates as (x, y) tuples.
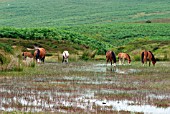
(133, 55), (141, 61)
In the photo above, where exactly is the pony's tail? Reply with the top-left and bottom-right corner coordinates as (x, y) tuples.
(36, 49), (40, 60)
(141, 52), (144, 63)
(149, 51), (156, 62)
(111, 51), (116, 63)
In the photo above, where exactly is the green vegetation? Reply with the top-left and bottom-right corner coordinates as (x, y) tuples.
(62, 23), (170, 46)
(0, 0), (170, 70)
(1, 23), (170, 61)
(0, 0), (170, 27)
(0, 27), (107, 54)
(0, 0), (170, 113)
(0, 43), (13, 65)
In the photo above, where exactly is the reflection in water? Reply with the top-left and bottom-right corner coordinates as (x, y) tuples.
(0, 86), (170, 113)
(95, 100), (170, 114)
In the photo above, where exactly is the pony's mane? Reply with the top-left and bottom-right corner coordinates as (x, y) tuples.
(126, 54), (131, 60)
(149, 51), (156, 62)
(141, 52), (144, 63)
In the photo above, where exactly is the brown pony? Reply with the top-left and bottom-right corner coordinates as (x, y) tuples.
(118, 52), (131, 65)
(22, 52), (34, 60)
(106, 50), (116, 68)
(34, 48), (46, 63)
(141, 50), (156, 66)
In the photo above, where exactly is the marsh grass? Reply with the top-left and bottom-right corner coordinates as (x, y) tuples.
(0, 61), (169, 113)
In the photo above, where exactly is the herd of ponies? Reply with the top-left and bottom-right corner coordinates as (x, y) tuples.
(22, 47), (156, 68)
(22, 47), (70, 64)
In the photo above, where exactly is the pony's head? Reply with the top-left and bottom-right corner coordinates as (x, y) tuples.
(152, 61), (156, 66)
(128, 59), (131, 64)
(149, 51), (156, 66)
(22, 52), (26, 60)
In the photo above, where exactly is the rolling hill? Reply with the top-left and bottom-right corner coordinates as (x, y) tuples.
(0, 0), (170, 27)
(0, 0), (170, 67)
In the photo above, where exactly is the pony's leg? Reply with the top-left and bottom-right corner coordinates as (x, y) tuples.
(149, 60), (151, 66)
(119, 59), (121, 65)
(42, 58), (44, 63)
(142, 58), (145, 66)
(143, 57), (147, 66)
(106, 59), (109, 66)
(122, 58), (125, 65)
(66, 58), (68, 63)
(41, 57), (45, 63)
(62, 56), (64, 63)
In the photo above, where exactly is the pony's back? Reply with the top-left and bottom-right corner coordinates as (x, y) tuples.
(34, 48), (46, 63)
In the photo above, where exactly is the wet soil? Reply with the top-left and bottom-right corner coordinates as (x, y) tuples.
(0, 61), (170, 113)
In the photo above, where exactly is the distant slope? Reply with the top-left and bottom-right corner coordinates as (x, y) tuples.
(62, 23), (170, 46)
(0, 0), (170, 27)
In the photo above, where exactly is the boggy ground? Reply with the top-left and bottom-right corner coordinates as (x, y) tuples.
(0, 61), (170, 114)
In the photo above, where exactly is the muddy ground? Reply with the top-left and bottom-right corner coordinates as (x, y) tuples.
(0, 61), (170, 114)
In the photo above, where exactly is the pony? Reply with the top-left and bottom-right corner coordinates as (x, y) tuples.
(118, 52), (131, 65)
(62, 51), (69, 63)
(22, 52), (34, 60)
(34, 48), (46, 63)
(141, 50), (156, 66)
(106, 50), (116, 69)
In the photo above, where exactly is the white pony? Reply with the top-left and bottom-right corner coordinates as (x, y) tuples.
(62, 51), (69, 63)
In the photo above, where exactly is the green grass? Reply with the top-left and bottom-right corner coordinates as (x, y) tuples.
(1, 0), (170, 69)
(0, 0), (170, 27)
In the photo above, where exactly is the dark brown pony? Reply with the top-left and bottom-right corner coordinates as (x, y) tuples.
(118, 52), (131, 65)
(106, 50), (116, 68)
(22, 52), (34, 60)
(34, 48), (46, 63)
(141, 50), (156, 66)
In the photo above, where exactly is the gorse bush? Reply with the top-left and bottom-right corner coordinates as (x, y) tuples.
(0, 27), (107, 54)
(0, 43), (13, 53)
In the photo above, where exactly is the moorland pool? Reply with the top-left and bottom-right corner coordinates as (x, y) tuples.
(0, 61), (170, 113)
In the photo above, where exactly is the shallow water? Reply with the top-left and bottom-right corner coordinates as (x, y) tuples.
(0, 86), (170, 113)
(0, 62), (170, 113)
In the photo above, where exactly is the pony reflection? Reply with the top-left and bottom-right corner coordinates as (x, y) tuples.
(62, 51), (69, 63)
(141, 50), (156, 66)
(34, 48), (46, 63)
(118, 52), (131, 65)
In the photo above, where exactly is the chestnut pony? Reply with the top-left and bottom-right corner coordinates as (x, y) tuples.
(22, 52), (34, 60)
(34, 48), (46, 63)
(106, 50), (116, 68)
(141, 50), (156, 66)
(118, 52), (131, 65)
